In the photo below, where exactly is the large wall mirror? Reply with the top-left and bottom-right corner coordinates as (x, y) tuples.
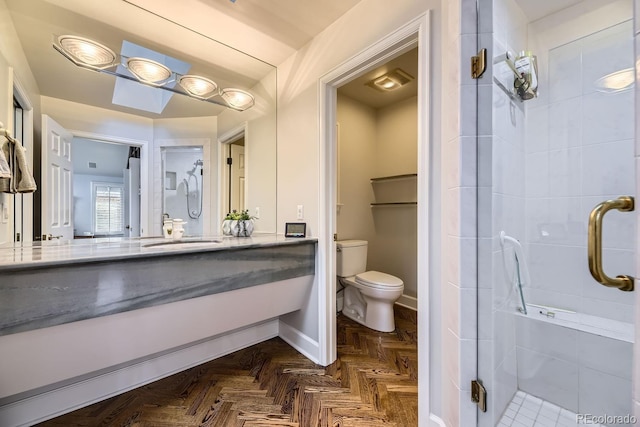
(0, 0), (276, 244)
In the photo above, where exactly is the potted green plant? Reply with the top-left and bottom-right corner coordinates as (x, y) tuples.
(222, 209), (255, 237)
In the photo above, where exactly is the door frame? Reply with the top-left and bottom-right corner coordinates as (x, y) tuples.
(218, 122), (248, 225)
(318, 9), (432, 420)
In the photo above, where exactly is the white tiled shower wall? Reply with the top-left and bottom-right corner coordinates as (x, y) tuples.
(525, 15), (635, 325)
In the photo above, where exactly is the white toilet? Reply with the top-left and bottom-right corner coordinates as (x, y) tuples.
(336, 240), (404, 332)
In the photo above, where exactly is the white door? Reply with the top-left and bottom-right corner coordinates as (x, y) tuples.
(126, 157), (141, 237)
(41, 115), (73, 240)
(230, 143), (245, 212)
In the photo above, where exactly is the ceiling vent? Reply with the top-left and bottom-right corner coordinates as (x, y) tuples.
(366, 68), (414, 92)
(88, 162), (97, 169)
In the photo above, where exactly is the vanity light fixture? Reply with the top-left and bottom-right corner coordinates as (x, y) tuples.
(54, 35), (117, 70)
(53, 34), (255, 111)
(220, 88), (255, 111)
(178, 75), (218, 99)
(366, 68), (414, 92)
(125, 57), (173, 86)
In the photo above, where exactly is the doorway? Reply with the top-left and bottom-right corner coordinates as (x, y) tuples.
(335, 47), (419, 311)
(319, 11), (432, 422)
(72, 138), (141, 238)
(39, 115), (149, 241)
(218, 123), (248, 222)
(161, 146), (205, 237)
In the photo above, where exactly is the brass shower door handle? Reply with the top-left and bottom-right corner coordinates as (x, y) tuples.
(587, 196), (634, 292)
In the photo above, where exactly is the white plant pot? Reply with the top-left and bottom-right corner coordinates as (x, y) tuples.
(230, 219), (254, 237)
(222, 219), (233, 236)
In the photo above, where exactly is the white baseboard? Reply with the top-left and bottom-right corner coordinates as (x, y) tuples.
(278, 320), (320, 364)
(396, 294), (418, 311)
(0, 320), (279, 427)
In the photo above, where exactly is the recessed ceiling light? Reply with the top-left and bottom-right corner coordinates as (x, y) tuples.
(366, 68), (414, 92)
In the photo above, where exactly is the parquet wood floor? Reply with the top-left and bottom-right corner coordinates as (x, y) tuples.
(36, 306), (417, 427)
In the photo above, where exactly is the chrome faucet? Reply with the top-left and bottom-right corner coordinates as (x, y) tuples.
(162, 213), (170, 222)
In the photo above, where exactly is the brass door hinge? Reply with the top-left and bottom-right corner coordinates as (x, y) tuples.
(471, 380), (487, 412)
(471, 49), (487, 79)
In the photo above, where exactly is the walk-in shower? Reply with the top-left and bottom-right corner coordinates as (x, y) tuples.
(477, 1), (635, 426)
(161, 147), (204, 236)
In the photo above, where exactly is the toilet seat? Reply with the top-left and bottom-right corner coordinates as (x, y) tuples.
(355, 270), (403, 290)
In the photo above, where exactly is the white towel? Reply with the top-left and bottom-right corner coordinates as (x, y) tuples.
(0, 140), (10, 178)
(0, 140), (11, 192)
(14, 142), (36, 193)
(0, 137), (37, 193)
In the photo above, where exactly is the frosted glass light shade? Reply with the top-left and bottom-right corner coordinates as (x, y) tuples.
(57, 35), (116, 69)
(220, 88), (255, 111)
(595, 68), (634, 93)
(178, 75), (218, 98)
(126, 57), (172, 86)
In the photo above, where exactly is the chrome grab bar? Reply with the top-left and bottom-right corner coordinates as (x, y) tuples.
(587, 196), (634, 292)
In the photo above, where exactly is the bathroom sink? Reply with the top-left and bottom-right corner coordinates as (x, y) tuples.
(143, 239), (222, 249)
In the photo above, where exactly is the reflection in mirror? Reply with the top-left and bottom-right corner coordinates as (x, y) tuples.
(0, 0), (277, 245)
(72, 138), (137, 239)
(162, 146), (204, 236)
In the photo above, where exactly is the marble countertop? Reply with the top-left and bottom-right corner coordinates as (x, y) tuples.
(0, 234), (318, 270)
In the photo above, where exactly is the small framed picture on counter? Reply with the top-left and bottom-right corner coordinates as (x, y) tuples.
(285, 222), (306, 238)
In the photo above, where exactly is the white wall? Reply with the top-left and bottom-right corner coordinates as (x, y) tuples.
(336, 94), (377, 243)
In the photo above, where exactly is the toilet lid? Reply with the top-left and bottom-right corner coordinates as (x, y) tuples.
(355, 271), (404, 289)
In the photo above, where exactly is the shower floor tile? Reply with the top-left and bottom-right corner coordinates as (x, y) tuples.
(497, 391), (605, 427)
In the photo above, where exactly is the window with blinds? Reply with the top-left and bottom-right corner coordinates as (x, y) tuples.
(92, 182), (124, 235)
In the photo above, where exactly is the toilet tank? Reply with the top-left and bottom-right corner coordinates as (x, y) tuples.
(336, 240), (368, 277)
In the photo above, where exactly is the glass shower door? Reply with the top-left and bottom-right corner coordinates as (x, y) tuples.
(477, 1), (636, 426)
